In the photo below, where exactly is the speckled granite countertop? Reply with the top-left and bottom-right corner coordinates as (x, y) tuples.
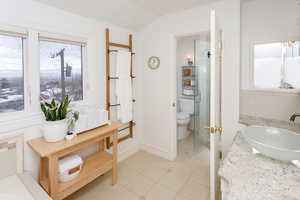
(219, 133), (300, 200)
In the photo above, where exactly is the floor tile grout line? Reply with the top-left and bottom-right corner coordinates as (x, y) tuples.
(117, 184), (141, 200)
(140, 181), (161, 199)
(122, 161), (170, 184)
(120, 181), (153, 199)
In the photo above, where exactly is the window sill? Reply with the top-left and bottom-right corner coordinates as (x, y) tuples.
(241, 88), (300, 95)
(0, 101), (88, 123)
(0, 112), (43, 133)
(0, 111), (42, 123)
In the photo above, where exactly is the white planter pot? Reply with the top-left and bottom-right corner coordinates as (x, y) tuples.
(43, 119), (67, 142)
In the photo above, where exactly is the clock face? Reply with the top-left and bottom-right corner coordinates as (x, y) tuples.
(148, 56), (160, 70)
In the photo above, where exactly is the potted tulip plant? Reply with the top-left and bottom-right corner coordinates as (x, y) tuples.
(40, 95), (79, 142)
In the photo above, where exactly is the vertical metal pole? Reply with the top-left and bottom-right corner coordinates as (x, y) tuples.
(106, 28), (110, 119)
(60, 49), (66, 100)
(106, 28), (111, 149)
(129, 34), (133, 139)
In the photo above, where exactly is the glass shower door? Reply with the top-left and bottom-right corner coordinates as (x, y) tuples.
(193, 38), (211, 150)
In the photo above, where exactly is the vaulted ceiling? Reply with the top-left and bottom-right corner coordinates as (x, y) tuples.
(34, 0), (220, 30)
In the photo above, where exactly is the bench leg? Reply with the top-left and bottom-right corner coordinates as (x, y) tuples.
(112, 130), (118, 185)
(48, 155), (59, 199)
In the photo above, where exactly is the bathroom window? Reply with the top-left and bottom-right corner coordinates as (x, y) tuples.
(0, 34), (25, 113)
(253, 41), (300, 89)
(40, 40), (84, 102)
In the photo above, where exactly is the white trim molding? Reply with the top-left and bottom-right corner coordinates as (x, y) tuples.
(140, 143), (170, 160)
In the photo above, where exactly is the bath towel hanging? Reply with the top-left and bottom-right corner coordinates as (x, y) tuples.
(115, 50), (133, 123)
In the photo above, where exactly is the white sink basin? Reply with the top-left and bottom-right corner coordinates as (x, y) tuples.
(241, 126), (300, 161)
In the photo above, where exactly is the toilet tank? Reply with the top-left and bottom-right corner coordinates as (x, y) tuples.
(179, 98), (194, 115)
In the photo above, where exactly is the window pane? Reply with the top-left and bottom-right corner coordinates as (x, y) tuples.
(254, 43), (282, 88)
(0, 35), (24, 113)
(286, 41), (300, 88)
(40, 41), (83, 102)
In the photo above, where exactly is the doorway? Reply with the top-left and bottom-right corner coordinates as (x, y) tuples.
(169, 33), (212, 199)
(175, 33), (211, 157)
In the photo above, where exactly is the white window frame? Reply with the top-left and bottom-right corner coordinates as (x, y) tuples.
(0, 28), (89, 123)
(38, 33), (88, 108)
(0, 31), (30, 121)
(250, 38), (300, 93)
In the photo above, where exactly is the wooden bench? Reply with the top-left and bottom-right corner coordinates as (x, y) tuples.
(28, 121), (122, 200)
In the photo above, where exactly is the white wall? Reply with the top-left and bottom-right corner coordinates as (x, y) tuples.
(137, 0), (241, 157)
(240, 0), (300, 121)
(0, 0), (141, 179)
(240, 90), (300, 122)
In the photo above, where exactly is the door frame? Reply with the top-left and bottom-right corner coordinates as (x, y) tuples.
(170, 34), (177, 161)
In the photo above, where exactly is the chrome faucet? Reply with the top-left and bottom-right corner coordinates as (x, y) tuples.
(290, 113), (300, 122)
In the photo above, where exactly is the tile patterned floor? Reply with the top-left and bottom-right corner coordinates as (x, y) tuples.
(66, 136), (210, 200)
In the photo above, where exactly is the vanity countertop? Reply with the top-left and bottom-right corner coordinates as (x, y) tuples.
(219, 133), (300, 200)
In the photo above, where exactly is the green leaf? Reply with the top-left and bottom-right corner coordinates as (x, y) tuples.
(44, 100), (53, 109)
(73, 112), (79, 121)
(45, 110), (51, 121)
(51, 99), (56, 107)
(50, 107), (58, 121)
(40, 103), (47, 116)
(57, 103), (63, 120)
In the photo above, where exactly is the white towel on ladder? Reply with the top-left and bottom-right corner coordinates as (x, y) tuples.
(115, 50), (133, 123)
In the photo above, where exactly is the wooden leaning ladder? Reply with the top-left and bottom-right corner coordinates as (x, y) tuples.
(105, 28), (135, 149)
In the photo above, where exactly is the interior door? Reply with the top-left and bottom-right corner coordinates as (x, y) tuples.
(209, 9), (222, 200)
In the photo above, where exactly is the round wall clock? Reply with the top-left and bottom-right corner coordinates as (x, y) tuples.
(148, 56), (160, 70)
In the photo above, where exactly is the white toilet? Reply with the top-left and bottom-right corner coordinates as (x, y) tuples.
(177, 98), (194, 140)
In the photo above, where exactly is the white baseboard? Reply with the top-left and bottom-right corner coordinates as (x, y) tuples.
(79, 142), (170, 163)
(118, 144), (140, 162)
(140, 143), (170, 160)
